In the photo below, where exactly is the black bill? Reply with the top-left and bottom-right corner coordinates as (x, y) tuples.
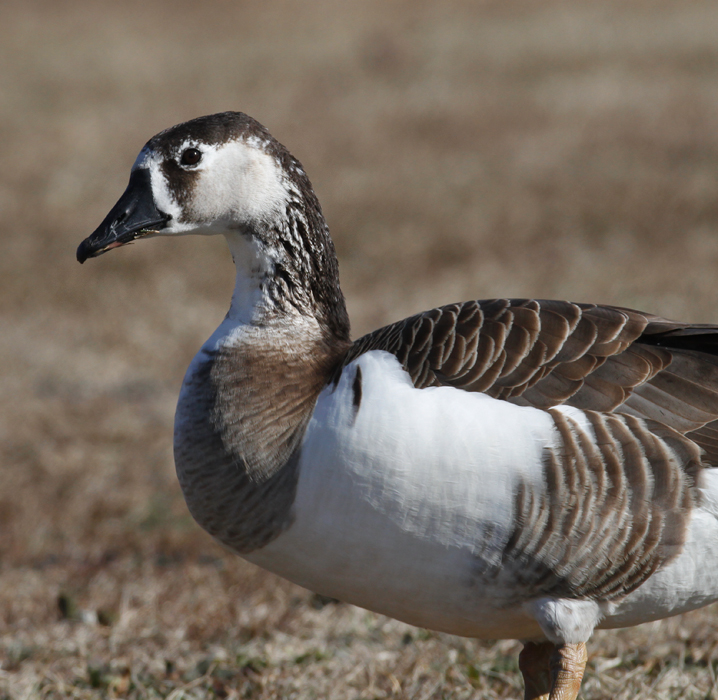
(76, 168), (171, 263)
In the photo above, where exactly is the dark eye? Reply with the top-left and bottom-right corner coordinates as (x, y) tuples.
(180, 148), (201, 166)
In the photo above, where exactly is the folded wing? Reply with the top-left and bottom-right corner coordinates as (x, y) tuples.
(344, 298), (718, 465)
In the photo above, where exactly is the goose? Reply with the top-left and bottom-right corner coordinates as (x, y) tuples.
(77, 111), (718, 700)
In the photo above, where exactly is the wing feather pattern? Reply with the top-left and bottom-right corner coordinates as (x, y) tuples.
(342, 299), (718, 600)
(343, 299), (718, 454)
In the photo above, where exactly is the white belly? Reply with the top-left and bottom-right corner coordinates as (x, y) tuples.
(244, 351), (718, 640)
(246, 350), (554, 639)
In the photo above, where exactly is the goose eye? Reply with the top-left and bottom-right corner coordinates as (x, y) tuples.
(180, 148), (202, 166)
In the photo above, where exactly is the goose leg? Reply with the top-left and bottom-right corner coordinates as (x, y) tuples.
(519, 642), (587, 700)
(519, 642), (553, 700)
(548, 643), (587, 700)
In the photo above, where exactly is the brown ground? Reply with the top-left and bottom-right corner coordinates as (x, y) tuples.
(3, 0), (718, 697)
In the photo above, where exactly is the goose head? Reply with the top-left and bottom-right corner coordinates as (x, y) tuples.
(77, 112), (350, 338)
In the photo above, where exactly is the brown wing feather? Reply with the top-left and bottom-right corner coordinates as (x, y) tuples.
(341, 299), (718, 599)
(494, 409), (700, 601)
(343, 299), (718, 462)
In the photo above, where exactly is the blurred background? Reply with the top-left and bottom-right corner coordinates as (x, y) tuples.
(2, 1), (718, 697)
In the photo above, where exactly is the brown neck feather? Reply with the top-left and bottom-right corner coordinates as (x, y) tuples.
(211, 322), (350, 480)
(174, 318), (350, 553)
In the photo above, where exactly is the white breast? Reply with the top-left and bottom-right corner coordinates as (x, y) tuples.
(241, 350), (718, 640)
(245, 350), (558, 639)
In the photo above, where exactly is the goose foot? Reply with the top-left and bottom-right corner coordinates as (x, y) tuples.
(519, 641), (587, 700)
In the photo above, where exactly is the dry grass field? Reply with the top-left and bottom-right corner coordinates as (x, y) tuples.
(3, 0), (718, 697)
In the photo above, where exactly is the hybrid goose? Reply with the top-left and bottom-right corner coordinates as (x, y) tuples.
(77, 112), (718, 700)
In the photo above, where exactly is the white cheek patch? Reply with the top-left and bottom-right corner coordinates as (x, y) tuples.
(191, 141), (288, 225)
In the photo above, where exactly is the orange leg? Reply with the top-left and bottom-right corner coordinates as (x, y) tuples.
(519, 642), (587, 700)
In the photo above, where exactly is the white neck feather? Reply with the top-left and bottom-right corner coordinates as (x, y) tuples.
(224, 230), (280, 325)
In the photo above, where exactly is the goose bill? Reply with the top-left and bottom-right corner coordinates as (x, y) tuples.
(76, 168), (170, 263)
